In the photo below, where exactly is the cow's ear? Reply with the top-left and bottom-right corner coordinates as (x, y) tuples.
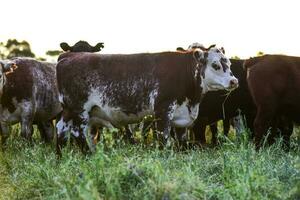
(93, 42), (104, 52)
(0, 60), (18, 74)
(220, 47), (225, 54)
(176, 47), (186, 52)
(194, 50), (208, 65)
(60, 42), (72, 52)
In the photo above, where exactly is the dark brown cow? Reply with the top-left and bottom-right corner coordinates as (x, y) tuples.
(0, 58), (62, 145)
(56, 47), (238, 153)
(60, 40), (104, 53)
(244, 55), (299, 148)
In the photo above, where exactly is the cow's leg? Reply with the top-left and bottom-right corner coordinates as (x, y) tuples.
(210, 123), (218, 145)
(155, 110), (172, 146)
(75, 119), (96, 154)
(223, 119), (230, 137)
(193, 118), (207, 145)
(232, 115), (243, 136)
(245, 112), (256, 139)
(124, 126), (135, 144)
(253, 106), (276, 149)
(0, 123), (9, 149)
(173, 127), (188, 149)
(20, 117), (34, 141)
(37, 121), (54, 143)
(20, 102), (34, 141)
(56, 114), (72, 157)
(91, 126), (100, 145)
(276, 116), (293, 150)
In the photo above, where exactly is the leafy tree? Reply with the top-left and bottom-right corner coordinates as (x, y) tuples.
(0, 39), (35, 59)
(46, 50), (62, 57)
(256, 51), (264, 56)
(231, 56), (240, 60)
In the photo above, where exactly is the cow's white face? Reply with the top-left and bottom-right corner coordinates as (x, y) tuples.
(0, 60), (17, 97)
(194, 47), (238, 93)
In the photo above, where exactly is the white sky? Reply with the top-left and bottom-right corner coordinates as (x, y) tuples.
(1, 0), (300, 58)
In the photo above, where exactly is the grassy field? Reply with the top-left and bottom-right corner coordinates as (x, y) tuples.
(0, 126), (299, 200)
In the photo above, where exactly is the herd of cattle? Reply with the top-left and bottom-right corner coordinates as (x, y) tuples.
(0, 40), (298, 155)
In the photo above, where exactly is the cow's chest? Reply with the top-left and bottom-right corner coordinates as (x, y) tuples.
(168, 99), (199, 128)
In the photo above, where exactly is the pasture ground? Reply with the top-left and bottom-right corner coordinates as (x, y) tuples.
(0, 125), (299, 200)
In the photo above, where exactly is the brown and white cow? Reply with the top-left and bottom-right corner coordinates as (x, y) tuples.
(0, 58), (62, 145)
(244, 55), (300, 148)
(56, 46), (238, 153)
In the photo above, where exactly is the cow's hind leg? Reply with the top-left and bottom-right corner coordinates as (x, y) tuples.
(210, 123), (218, 145)
(37, 121), (54, 143)
(254, 106), (276, 149)
(20, 102), (34, 141)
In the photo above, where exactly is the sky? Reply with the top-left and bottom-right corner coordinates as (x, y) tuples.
(1, 0), (300, 59)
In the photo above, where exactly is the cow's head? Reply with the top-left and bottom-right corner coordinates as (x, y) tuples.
(0, 60), (17, 95)
(60, 40), (104, 53)
(192, 45), (238, 93)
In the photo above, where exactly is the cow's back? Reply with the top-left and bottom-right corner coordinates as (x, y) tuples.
(57, 52), (197, 116)
(246, 55), (300, 122)
(3, 58), (61, 121)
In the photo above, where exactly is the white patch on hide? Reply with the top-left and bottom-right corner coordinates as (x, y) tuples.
(56, 117), (75, 136)
(58, 93), (64, 103)
(168, 98), (199, 128)
(81, 86), (158, 128)
(0, 99), (32, 124)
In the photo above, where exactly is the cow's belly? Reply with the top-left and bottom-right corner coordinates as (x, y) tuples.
(0, 99), (34, 125)
(169, 101), (199, 128)
(0, 107), (21, 125)
(89, 105), (153, 128)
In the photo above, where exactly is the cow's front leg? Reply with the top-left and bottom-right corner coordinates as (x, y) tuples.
(37, 121), (54, 143)
(0, 123), (10, 149)
(155, 105), (173, 146)
(20, 117), (34, 141)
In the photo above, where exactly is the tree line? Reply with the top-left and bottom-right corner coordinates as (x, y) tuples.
(0, 39), (61, 61)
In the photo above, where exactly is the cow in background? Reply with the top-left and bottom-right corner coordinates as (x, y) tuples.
(245, 55), (300, 149)
(60, 40), (104, 53)
(56, 45), (238, 154)
(0, 58), (62, 146)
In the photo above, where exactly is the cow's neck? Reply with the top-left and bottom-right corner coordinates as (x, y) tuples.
(185, 60), (202, 106)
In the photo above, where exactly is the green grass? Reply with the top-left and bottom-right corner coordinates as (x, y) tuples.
(0, 126), (299, 200)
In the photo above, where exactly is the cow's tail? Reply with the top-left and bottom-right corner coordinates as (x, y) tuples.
(243, 55), (266, 69)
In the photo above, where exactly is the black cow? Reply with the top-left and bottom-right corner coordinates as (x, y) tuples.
(60, 40), (104, 53)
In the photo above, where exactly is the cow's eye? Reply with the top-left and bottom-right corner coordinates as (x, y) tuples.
(212, 63), (220, 70)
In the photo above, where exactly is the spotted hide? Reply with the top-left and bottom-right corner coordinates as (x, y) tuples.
(56, 48), (238, 153)
(0, 58), (62, 145)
